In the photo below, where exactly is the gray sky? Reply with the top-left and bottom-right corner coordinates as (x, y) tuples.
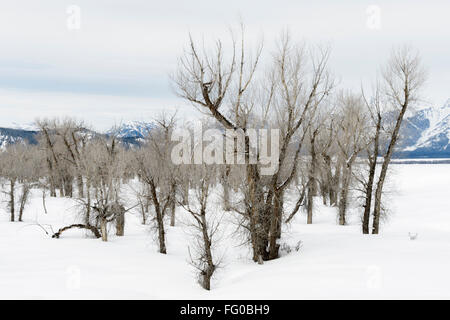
(0, 0), (449, 130)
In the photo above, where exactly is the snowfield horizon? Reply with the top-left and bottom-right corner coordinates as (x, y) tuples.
(1, 164), (449, 299)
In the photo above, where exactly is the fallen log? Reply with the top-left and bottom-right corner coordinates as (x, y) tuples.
(52, 224), (101, 239)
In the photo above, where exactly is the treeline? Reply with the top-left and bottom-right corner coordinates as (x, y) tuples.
(0, 26), (426, 290)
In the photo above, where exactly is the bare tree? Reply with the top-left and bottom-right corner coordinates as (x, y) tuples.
(360, 84), (383, 234)
(76, 135), (126, 241)
(179, 164), (222, 290)
(174, 26), (333, 261)
(0, 144), (41, 222)
(35, 118), (89, 199)
(134, 115), (177, 253)
(0, 145), (20, 221)
(335, 92), (370, 225)
(372, 46), (426, 234)
(17, 146), (42, 221)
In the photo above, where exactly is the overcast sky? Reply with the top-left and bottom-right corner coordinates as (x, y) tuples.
(0, 0), (449, 130)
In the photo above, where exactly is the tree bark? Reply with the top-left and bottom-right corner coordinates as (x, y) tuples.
(150, 180), (167, 254)
(268, 190), (283, 259)
(100, 218), (108, 241)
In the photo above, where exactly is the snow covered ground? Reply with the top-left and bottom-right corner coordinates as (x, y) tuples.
(1, 164), (449, 299)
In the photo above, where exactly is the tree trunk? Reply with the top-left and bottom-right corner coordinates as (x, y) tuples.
(77, 174), (84, 198)
(150, 180), (167, 254)
(268, 190), (283, 260)
(306, 139), (317, 224)
(362, 158), (376, 234)
(169, 182), (176, 227)
(330, 162), (340, 206)
(339, 162), (353, 226)
(372, 102), (409, 234)
(362, 115), (381, 234)
(181, 182), (189, 206)
(47, 158), (57, 197)
(320, 179), (328, 205)
(115, 212), (125, 236)
(222, 165), (231, 211)
(285, 188), (306, 223)
(306, 188), (313, 224)
(18, 184), (31, 222)
(100, 218), (108, 242)
(42, 189), (48, 214)
(85, 182), (91, 225)
(64, 175), (73, 198)
(246, 162), (265, 262)
(52, 224), (101, 239)
(139, 198), (147, 224)
(9, 179), (16, 222)
(200, 209), (215, 291)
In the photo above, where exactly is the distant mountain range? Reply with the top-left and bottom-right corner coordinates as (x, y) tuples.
(0, 127), (38, 149)
(397, 99), (450, 158)
(1, 101), (449, 158)
(106, 121), (156, 146)
(0, 121), (154, 149)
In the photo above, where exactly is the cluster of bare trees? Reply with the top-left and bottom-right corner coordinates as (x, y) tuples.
(0, 144), (42, 221)
(173, 26), (425, 261)
(0, 26), (425, 291)
(0, 119), (128, 241)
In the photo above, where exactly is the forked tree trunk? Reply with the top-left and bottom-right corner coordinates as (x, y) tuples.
(362, 114), (381, 234)
(372, 102), (409, 234)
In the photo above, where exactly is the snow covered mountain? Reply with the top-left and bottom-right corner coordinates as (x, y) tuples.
(107, 121), (155, 139)
(105, 121), (156, 147)
(398, 99), (450, 158)
(0, 127), (38, 149)
(1, 108), (448, 157)
(0, 121), (155, 149)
